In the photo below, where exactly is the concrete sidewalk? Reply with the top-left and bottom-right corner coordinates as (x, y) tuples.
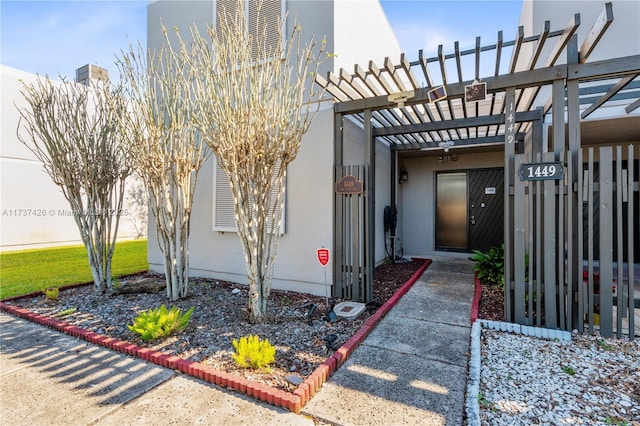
(302, 253), (475, 425)
(0, 254), (475, 425)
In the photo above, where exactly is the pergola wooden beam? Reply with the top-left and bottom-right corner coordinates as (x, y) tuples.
(581, 73), (638, 118)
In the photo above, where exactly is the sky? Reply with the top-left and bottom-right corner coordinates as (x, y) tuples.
(0, 0), (523, 81)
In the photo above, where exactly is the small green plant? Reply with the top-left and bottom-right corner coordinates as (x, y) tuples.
(477, 393), (491, 408)
(472, 244), (531, 290)
(280, 295), (291, 307)
(561, 365), (576, 376)
(128, 305), (194, 342)
(597, 339), (613, 351)
(112, 278), (121, 290)
(471, 245), (505, 289)
(58, 307), (77, 317)
(604, 417), (628, 426)
(44, 287), (59, 300)
(232, 334), (276, 369)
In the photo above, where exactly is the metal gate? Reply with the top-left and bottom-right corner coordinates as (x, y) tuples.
(505, 144), (638, 338)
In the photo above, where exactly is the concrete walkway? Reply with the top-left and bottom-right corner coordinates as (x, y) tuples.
(0, 253), (475, 425)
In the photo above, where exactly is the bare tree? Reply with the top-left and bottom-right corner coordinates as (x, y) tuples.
(117, 32), (209, 301)
(187, 0), (327, 322)
(16, 76), (133, 292)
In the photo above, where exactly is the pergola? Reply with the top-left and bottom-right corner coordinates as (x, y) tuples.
(316, 2), (640, 337)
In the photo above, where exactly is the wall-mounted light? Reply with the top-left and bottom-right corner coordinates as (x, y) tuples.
(399, 167), (409, 183)
(438, 141), (455, 153)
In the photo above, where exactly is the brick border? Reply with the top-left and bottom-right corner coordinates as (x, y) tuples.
(470, 273), (481, 323)
(0, 259), (431, 413)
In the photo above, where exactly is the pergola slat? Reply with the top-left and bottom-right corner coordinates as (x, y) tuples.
(340, 68), (370, 98)
(475, 36), (481, 81)
(418, 49), (434, 87)
(455, 41), (464, 83)
(400, 53), (421, 90)
(579, 2), (614, 63)
(354, 64), (384, 96)
(582, 74), (638, 118)
(369, 60), (395, 94)
(319, 13), (635, 150)
(509, 25), (525, 74)
(384, 56), (408, 92)
(545, 13), (581, 66)
(626, 97), (640, 113)
(327, 71), (359, 100)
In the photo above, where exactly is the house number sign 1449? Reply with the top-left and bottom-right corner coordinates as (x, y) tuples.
(518, 162), (564, 181)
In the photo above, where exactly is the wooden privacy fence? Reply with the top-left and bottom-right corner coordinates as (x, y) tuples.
(505, 144), (638, 339)
(333, 165), (373, 302)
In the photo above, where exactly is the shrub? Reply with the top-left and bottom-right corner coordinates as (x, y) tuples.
(44, 287), (59, 300)
(471, 245), (505, 289)
(128, 305), (194, 342)
(232, 334), (276, 369)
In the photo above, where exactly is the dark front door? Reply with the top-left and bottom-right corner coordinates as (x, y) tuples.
(468, 168), (504, 252)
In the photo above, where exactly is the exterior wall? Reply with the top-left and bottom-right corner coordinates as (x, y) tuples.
(146, 0), (399, 295)
(398, 151), (504, 256)
(519, 0), (640, 121)
(0, 65), (145, 251)
(333, 0), (401, 69)
(520, 0), (639, 62)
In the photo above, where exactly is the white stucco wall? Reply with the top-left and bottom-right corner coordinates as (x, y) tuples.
(519, 0), (640, 121)
(0, 65), (146, 251)
(520, 0), (639, 62)
(333, 0), (401, 69)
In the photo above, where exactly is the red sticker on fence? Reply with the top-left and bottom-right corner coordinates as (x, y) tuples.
(317, 248), (330, 267)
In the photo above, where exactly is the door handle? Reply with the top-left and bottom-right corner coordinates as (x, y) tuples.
(470, 215), (476, 225)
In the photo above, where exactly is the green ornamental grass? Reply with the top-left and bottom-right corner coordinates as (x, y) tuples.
(232, 334), (276, 369)
(128, 305), (194, 342)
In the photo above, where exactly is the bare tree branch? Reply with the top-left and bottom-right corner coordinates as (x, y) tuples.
(117, 30), (210, 301)
(16, 76), (133, 292)
(187, 0), (327, 322)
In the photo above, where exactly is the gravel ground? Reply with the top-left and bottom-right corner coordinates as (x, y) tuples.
(4, 260), (422, 393)
(478, 329), (640, 425)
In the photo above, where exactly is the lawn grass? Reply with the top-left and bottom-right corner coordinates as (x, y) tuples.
(0, 239), (148, 300)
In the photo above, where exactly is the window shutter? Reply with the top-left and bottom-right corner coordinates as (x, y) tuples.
(212, 157), (286, 234)
(213, 158), (237, 232)
(248, 0), (284, 56)
(215, 0), (239, 35)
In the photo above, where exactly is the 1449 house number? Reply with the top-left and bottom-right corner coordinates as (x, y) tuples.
(518, 162), (564, 181)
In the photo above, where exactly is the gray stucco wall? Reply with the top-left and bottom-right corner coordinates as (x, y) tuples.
(398, 151), (504, 256)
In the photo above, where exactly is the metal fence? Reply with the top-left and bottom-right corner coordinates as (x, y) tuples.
(505, 144), (638, 339)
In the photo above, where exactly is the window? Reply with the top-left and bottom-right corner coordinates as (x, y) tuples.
(215, 0), (285, 58)
(212, 157), (286, 234)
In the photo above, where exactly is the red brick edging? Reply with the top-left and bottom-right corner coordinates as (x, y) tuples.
(470, 273), (481, 323)
(0, 260), (431, 413)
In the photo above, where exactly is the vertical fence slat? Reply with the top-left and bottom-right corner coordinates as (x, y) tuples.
(615, 146), (624, 338)
(559, 151), (567, 329)
(587, 149), (595, 334)
(335, 166), (344, 298)
(627, 144), (635, 339)
(535, 155), (543, 326)
(544, 151), (558, 329)
(599, 147), (614, 337)
(514, 154), (527, 324)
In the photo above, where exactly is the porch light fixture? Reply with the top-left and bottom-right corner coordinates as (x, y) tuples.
(399, 168), (409, 183)
(439, 141), (455, 152)
(388, 90), (415, 108)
